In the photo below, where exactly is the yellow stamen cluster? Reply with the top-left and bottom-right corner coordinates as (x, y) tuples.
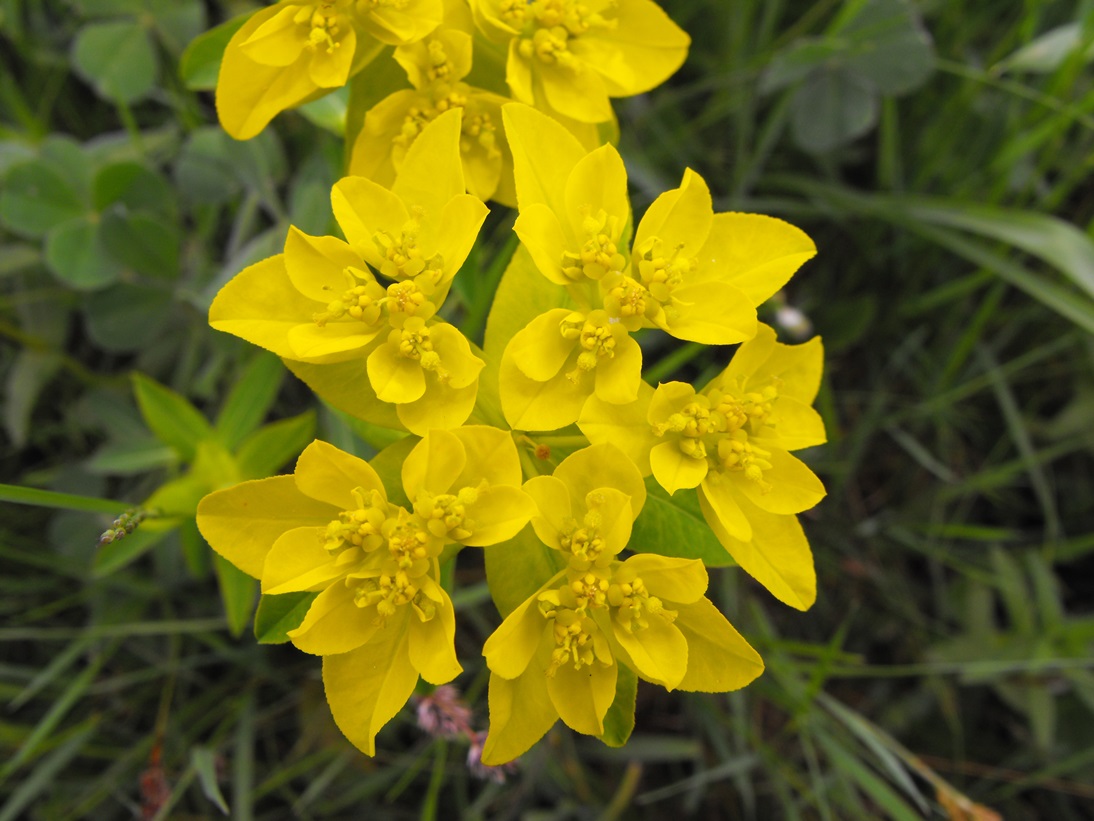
(413, 485), (481, 540)
(560, 208), (626, 281)
(313, 269), (384, 326)
(372, 210), (443, 284)
(510, 0), (615, 68)
(711, 378), (780, 435)
(717, 431), (773, 491)
(296, 5), (345, 54)
(608, 574), (674, 634)
(634, 236), (698, 303)
(322, 487), (388, 556)
(385, 280), (431, 322)
(604, 274), (651, 319)
(351, 571), (426, 621)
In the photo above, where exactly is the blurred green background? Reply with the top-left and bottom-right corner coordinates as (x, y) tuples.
(2, 0), (1094, 818)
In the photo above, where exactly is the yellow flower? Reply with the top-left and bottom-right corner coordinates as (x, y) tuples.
(196, 429), (535, 756)
(349, 28), (517, 204)
(579, 325), (827, 610)
(621, 171), (817, 344)
(479, 445), (764, 764)
(500, 307), (643, 431)
(469, 0), (690, 123)
(217, 0), (444, 139)
(209, 109), (489, 434)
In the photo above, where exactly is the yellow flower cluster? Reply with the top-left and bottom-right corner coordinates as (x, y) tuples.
(200, 0), (825, 767)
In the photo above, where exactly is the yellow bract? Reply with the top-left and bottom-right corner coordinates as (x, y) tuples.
(579, 325), (827, 610)
(217, 0), (445, 139)
(497, 104), (818, 432)
(350, 28), (518, 205)
(469, 0), (690, 124)
(480, 444), (764, 764)
(196, 429), (535, 756)
(209, 110), (488, 435)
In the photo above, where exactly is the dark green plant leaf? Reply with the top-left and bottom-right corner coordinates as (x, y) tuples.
(71, 21), (158, 104)
(254, 591), (318, 644)
(630, 479), (735, 567)
(837, 0), (934, 95)
(99, 209), (180, 278)
(83, 282), (175, 352)
(3, 350), (61, 448)
(598, 664), (637, 747)
(760, 39), (842, 94)
(44, 216), (125, 289)
(215, 554), (257, 638)
(93, 161), (177, 220)
(484, 525), (564, 618)
(0, 161), (86, 238)
(146, 0), (207, 54)
(791, 67), (878, 153)
(174, 127), (242, 206)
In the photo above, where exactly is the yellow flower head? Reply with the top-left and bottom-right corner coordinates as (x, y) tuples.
(479, 444), (763, 764)
(209, 109), (489, 434)
(350, 28), (517, 205)
(217, 0), (445, 139)
(579, 324), (827, 610)
(469, 0), (690, 123)
(196, 430), (535, 756)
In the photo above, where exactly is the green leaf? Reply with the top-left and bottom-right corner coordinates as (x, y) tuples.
(215, 554), (257, 638)
(83, 282), (175, 352)
(132, 373), (214, 461)
(146, 0), (207, 55)
(298, 85), (349, 136)
(215, 353), (285, 449)
(900, 199), (1094, 300)
(597, 664), (637, 747)
(996, 23), (1094, 75)
(99, 209), (180, 278)
(254, 591), (317, 644)
(92, 161), (176, 220)
(836, 0), (935, 95)
(0, 161), (86, 238)
(85, 437), (178, 475)
(71, 21), (159, 104)
(630, 479), (735, 567)
(234, 412), (316, 480)
(3, 350), (61, 447)
(178, 12), (248, 90)
(483, 244), (576, 360)
(44, 216), (125, 290)
(790, 67), (878, 153)
(174, 127), (241, 206)
(484, 525), (564, 618)
(72, 0), (142, 14)
(760, 39), (842, 93)
(191, 746), (230, 815)
(368, 434), (418, 508)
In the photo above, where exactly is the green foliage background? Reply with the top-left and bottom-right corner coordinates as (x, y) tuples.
(2, 0), (1094, 818)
